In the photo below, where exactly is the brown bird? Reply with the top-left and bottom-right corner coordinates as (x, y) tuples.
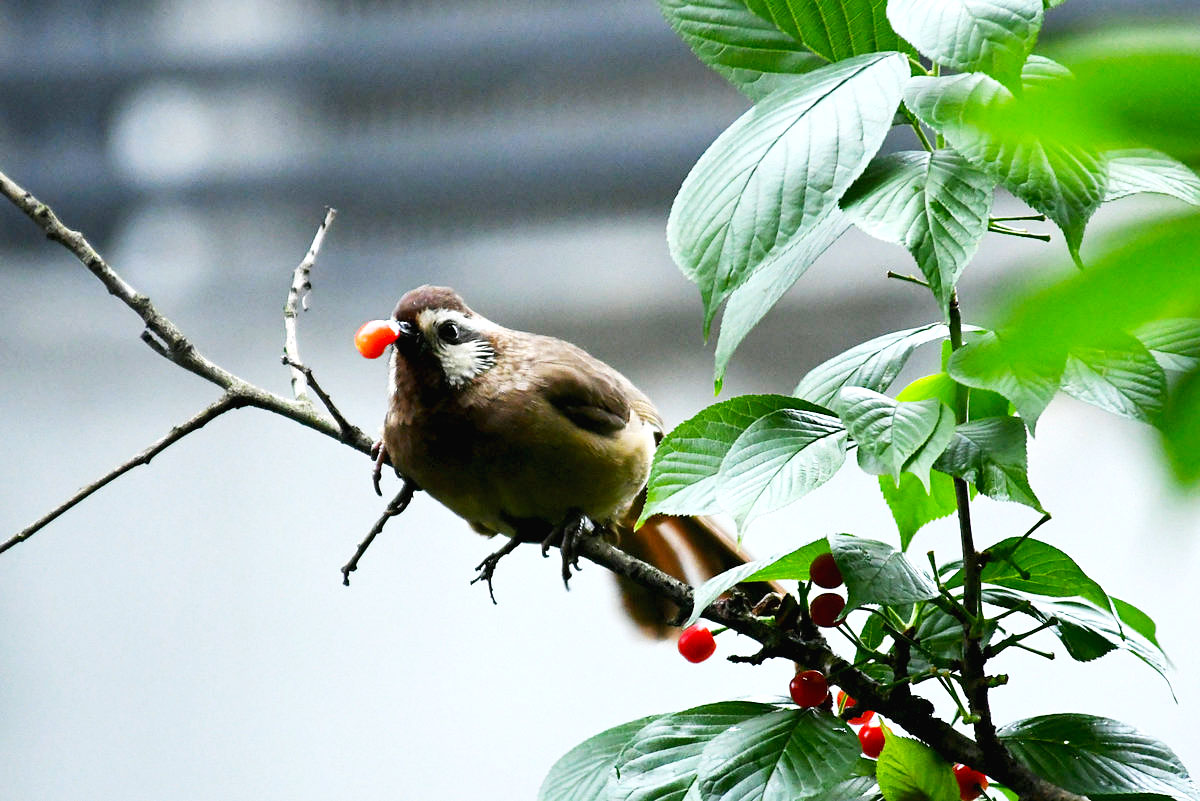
(372, 285), (773, 636)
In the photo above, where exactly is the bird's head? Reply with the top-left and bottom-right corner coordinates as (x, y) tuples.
(388, 285), (499, 391)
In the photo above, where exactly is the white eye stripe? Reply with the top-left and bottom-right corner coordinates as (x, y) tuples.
(415, 308), (497, 387)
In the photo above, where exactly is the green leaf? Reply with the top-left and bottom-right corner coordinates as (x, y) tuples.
(886, 0), (1043, 90)
(982, 589), (1172, 690)
(840, 149), (994, 313)
(1104, 149), (1200, 206)
(1135, 319), (1200, 374)
(875, 732), (959, 801)
(697, 708), (861, 801)
(932, 417), (1043, 510)
(613, 702), (777, 801)
(683, 539), (828, 627)
(948, 331), (1062, 432)
(950, 536), (1109, 609)
(1161, 364), (1200, 485)
(656, 0), (826, 101)
(1061, 335), (1167, 424)
(669, 52), (908, 336)
(808, 776), (883, 801)
(836, 388), (957, 490)
(903, 57), (1107, 258)
(1112, 596), (1165, 651)
(642, 395), (830, 523)
(759, 0), (912, 62)
(878, 471), (959, 550)
(997, 714), (1200, 801)
(796, 324), (950, 407)
(714, 209), (851, 390)
(538, 714), (663, 801)
(829, 532), (939, 611)
(717, 407), (848, 529)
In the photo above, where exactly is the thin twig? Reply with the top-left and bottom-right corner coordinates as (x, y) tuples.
(284, 207), (338, 400)
(281, 356), (361, 442)
(2, 393), (248, 555)
(342, 480), (416, 585)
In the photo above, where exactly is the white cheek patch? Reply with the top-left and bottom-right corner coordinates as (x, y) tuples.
(416, 308), (498, 388)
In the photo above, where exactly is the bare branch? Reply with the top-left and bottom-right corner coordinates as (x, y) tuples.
(342, 480), (417, 585)
(284, 207), (338, 399)
(0, 171), (377, 552)
(2, 393), (248, 555)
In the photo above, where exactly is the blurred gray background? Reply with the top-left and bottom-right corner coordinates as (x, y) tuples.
(2, 1), (1198, 798)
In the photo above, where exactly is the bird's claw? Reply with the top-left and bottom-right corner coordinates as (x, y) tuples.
(540, 511), (594, 590)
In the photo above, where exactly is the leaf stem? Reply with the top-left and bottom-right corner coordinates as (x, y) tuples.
(988, 224), (1052, 242)
(887, 270), (931, 289)
(990, 214), (1046, 223)
(911, 121), (935, 152)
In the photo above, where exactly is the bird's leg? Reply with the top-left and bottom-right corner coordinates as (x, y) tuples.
(471, 536), (523, 604)
(541, 510), (596, 590)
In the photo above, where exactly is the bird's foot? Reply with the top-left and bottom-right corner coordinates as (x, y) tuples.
(540, 511), (595, 590)
(470, 536), (523, 604)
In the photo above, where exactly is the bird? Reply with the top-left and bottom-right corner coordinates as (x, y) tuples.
(369, 285), (773, 636)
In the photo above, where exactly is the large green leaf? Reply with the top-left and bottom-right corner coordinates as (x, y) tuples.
(840, 149), (994, 313)
(656, 0), (825, 101)
(829, 532), (939, 611)
(641, 395), (830, 523)
(714, 208), (851, 390)
(538, 714), (663, 801)
(997, 715), (1200, 801)
(1135, 319), (1200, 374)
(887, 0), (1043, 90)
(1060, 335), (1167, 424)
(697, 708), (861, 801)
(878, 471), (960, 551)
(835, 388), (957, 489)
(945, 536), (1108, 609)
(759, 0), (911, 62)
(612, 702), (777, 801)
(683, 539), (829, 626)
(903, 57), (1107, 259)
(1104, 149), (1200, 206)
(717, 407), (848, 528)
(932, 417), (1043, 510)
(669, 52), (908, 336)
(796, 324), (950, 407)
(875, 732), (959, 801)
(948, 331), (1062, 432)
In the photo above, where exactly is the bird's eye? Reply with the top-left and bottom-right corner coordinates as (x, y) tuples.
(437, 320), (462, 344)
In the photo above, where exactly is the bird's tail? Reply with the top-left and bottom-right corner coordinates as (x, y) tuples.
(614, 513), (783, 638)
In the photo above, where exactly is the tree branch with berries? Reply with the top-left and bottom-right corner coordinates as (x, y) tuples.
(7, 3), (1200, 801)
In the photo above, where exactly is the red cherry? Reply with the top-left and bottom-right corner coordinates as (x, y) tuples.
(810, 552), (844, 589)
(677, 624), (717, 663)
(953, 764), (989, 801)
(355, 319), (400, 359)
(809, 593), (846, 627)
(836, 691), (875, 725)
(788, 670), (829, 708)
(859, 724), (885, 758)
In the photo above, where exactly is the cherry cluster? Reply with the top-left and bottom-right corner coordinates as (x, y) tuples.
(675, 551), (988, 801)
